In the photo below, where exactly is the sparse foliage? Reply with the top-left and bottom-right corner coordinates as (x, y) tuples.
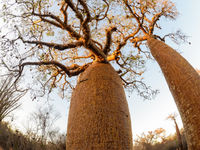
(0, 0), (183, 100)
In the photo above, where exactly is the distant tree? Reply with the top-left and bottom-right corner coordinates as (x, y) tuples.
(0, 0), (188, 149)
(133, 127), (189, 150)
(167, 113), (185, 150)
(0, 76), (26, 122)
(134, 128), (167, 150)
(25, 105), (60, 144)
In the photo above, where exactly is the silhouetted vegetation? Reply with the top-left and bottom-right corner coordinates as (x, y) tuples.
(0, 121), (65, 150)
(0, 120), (187, 150)
(133, 128), (187, 150)
(0, 76), (26, 122)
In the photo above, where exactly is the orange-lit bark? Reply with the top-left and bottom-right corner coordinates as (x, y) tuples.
(66, 62), (133, 150)
(147, 38), (200, 150)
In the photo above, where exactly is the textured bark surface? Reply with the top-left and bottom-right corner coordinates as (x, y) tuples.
(147, 38), (200, 150)
(66, 62), (133, 150)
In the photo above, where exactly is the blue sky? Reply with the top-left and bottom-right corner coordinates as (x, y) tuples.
(2, 0), (200, 141)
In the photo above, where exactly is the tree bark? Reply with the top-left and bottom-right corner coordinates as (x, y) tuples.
(66, 62), (133, 150)
(147, 37), (200, 150)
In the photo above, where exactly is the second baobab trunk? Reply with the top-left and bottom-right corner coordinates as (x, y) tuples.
(66, 62), (133, 150)
(147, 38), (200, 150)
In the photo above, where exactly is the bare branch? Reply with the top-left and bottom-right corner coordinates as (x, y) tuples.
(20, 61), (91, 77)
(78, 0), (91, 42)
(60, 2), (68, 24)
(123, 0), (147, 34)
(32, 12), (81, 39)
(20, 38), (84, 51)
(130, 36), (148, 43)
(20, 61), (70, 75)
(116, 59), (143, 76)
(32, 12), (64, 25)
(96, 0), (109, 21)
(69, 62), (92, 76)
(149, 12), (163, 34)
(103, 26), (117, 55)
(111, 27), (140, 59)
(65, 0), (83, 22)
(0, 76), (27, 121)
(79, 0), (91, 23)
(72, 54), (93, 60)
(87, 41), (107, 62)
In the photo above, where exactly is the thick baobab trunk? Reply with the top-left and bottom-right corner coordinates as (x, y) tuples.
(66, 62), (133, 150)
(147, 38), (200, 149)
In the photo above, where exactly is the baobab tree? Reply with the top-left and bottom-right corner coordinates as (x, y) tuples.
(147, 38), (200, 149)
(118, 0), (200, 149)
(0, 0), (196, 149)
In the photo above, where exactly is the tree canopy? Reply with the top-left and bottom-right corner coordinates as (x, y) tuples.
(0, 0), (186, 100)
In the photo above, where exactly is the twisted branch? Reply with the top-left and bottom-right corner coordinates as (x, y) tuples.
(103, 26), (117, 55)
(19, 61), (91, 77)
(20, 38), (84, 50)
